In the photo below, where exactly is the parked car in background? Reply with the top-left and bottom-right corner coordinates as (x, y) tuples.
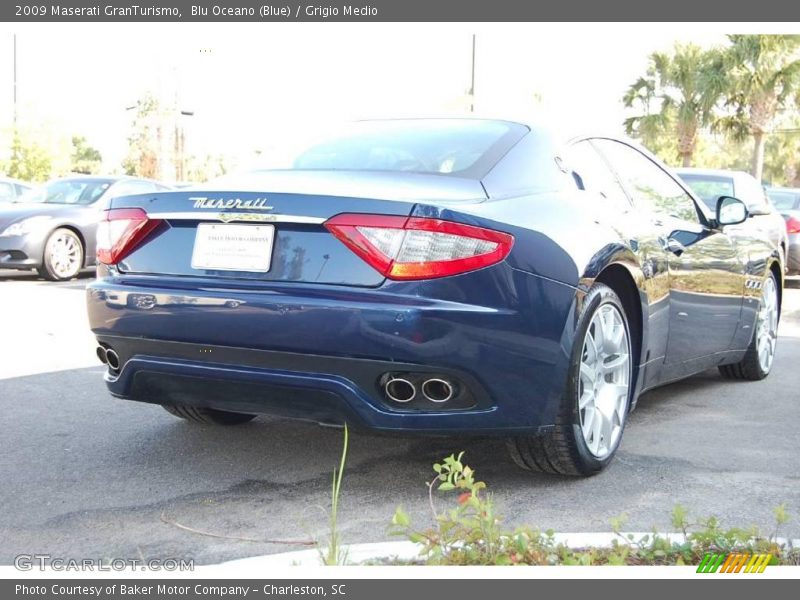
(766, 186), (800, 211)
(781, 211), (800, 275)
(0, 176), (32, 204)
(676, 168), (788, 266)
(86, 119), (783, 477)
(0, 176), (171, 280)
(767, 187), (800, 275)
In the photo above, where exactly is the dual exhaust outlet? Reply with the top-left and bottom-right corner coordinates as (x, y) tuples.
(385, 376), (455, 404)
(96, 345), (121, 372)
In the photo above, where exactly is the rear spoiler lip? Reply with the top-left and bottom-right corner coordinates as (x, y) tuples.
(176, 170), (489, 203)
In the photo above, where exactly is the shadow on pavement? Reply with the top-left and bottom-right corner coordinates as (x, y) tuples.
(0, 269), (95, 283)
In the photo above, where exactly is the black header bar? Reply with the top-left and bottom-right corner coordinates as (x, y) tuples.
(3, 0), (800, 22)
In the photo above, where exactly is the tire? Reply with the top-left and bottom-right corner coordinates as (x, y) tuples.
(162, 405), (257, 425)
(38, 228), (84, 281)
(507, 283), (634, 476)
(719, 271), (779, 381)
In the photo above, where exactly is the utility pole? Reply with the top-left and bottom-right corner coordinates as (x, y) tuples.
(13, 34), (17, 128)
(175, 110), (193, 181)
(12, 33), (18, 163)
(469, 34), (476, 113)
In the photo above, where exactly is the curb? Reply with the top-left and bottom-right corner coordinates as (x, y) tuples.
(223, 533), (800, 567)
(222, 532), (683, 567)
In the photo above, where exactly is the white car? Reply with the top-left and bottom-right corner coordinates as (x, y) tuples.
(676, 168), (789, 266)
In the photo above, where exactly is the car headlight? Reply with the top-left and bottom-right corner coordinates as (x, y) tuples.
(0, 216), (52, 237)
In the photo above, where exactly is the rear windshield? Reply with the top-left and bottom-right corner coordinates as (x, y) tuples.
(678, 174), (735, 210)
(20, 179), (113, 205)
(280, 120), (527, 179)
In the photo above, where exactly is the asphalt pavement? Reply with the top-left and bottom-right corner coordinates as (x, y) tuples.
(1, 268), (798, 565)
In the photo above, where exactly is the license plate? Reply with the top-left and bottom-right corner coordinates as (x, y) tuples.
(191, 223), (275, 272)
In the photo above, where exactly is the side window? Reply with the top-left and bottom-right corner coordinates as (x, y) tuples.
(82, 183), (110, 205)
(0, 182), (14, 202)
(593, 139), (700, 224)
(567, 141), (632, 212)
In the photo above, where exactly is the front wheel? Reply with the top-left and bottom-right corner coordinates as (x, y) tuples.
(507, 283), (634, 476)
(719, 271), (779, 381)
(162, 405), (257, 425)
(38, 228), (84, 281)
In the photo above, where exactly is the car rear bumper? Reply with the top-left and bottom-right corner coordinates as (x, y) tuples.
(86, 269), (578, 434)
(95, 337), (532, 433)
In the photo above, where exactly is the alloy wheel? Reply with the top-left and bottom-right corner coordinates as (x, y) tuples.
(577, 303), (631, 459)
(756, 276), (778, 374)
(49, 232), (81, 279)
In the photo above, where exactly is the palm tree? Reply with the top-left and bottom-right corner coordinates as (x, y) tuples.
(717, 35), (800, 182)
(624, 44), (723, 167)
(764, 132), (800, 186)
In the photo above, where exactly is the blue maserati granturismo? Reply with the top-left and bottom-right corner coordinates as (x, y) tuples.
(86, 119), (783, 475)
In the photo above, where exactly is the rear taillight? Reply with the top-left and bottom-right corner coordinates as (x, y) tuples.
(786, 216), (800, 234)
(96, 208), (161, 265)
(324, 214), (514, 280)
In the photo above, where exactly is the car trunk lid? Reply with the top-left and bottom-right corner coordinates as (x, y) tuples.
(107, 171), (487, 287)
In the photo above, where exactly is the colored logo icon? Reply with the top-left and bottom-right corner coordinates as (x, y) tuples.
(697, 552), (774, 573)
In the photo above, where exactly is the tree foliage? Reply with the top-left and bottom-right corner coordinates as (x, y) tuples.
(1, 133), (53, 182)
(70, 136), (103, 174)
(624, 35), (800, 183)
(122, 94), (160, 178)
(624, 43), (723, 167)
(187, 153), (228, 183)
(763, 132), (800, 186)
(719, 35), (800, 180)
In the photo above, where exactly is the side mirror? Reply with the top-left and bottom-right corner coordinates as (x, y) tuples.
(716, 196), (748, 226)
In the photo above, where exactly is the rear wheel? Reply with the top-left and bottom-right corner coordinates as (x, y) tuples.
(38, 228), (83, 281)
(507, 283), (633, 476)
(162, 405), (257, 425)
(719, 271), (779, 381)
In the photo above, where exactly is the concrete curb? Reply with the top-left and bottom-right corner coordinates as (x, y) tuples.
(223, 532), (800, 567)
(222, 532), (679, 567)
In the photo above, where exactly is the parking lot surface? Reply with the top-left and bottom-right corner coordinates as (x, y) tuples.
(1, 269), (798, 565)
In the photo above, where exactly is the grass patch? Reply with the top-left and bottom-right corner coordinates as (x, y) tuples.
(386, 452), (799, 566)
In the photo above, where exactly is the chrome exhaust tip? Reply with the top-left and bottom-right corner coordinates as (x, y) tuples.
(105, 348), (121, 371)
(421, 378), (454, 403)
(96, 346), (108, 365)
(385, 378), (416, 403)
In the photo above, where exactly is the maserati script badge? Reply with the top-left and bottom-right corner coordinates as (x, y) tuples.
(191, 196), (274, 210)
